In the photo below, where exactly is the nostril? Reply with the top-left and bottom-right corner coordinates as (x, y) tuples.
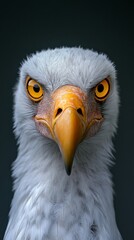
(77, 108), (83, 116)
(55, 108), (63, 118)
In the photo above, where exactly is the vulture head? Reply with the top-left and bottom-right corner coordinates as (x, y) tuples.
(4, 48), (122, 240)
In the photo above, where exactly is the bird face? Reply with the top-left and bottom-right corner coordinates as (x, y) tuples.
(26, 76), (110, 174)
(14, 48), (119, 175)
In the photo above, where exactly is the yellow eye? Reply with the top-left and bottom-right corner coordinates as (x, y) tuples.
(95, 79), (110, 101)
(26, 78), (44, 102)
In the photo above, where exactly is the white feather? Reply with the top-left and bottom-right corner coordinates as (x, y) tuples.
(4, 47), (122, 240)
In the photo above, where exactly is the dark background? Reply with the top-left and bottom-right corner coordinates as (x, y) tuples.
(0, 1), (134, 239)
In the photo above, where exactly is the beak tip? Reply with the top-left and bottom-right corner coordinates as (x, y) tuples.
(65, 165), (72, 176)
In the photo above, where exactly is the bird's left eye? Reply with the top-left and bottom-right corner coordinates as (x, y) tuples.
(26, 78), (44, 102)
(94, 79), (110, 101)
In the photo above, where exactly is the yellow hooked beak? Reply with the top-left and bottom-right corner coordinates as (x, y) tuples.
(35, 85), (92, 175)
(52, 85), (87, 175)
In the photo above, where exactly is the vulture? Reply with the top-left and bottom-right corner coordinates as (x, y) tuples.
(4, 47), (122, 240)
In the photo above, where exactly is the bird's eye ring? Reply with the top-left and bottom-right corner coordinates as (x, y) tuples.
(26, 77), (44, 102)
(94, 79), (110, 101)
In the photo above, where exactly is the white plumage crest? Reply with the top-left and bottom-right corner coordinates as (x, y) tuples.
(4, 47), (122, 240)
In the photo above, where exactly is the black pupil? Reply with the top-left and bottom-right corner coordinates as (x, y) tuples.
(97, 84), (104, 92)
(33, 84), (40, 93)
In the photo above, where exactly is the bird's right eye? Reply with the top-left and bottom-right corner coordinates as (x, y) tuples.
(26, 78), (44, 102)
